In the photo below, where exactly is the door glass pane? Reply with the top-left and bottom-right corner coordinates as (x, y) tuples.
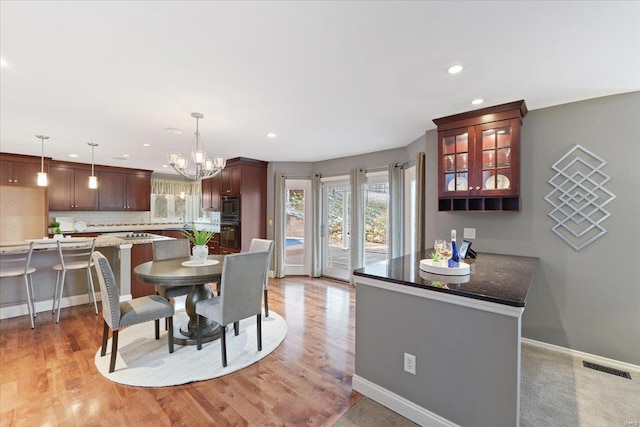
(364, 182), (388, 266)
(285, 188), (305, 266)
(324, 183), (351, 279)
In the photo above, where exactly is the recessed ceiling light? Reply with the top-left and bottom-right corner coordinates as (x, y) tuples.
(266, 132), (277, 139)
(162, 165), (168, 168)
(143, 143), (151, 147)
(0, 57), (12, 68)
(447, 64), (463, 74)
(164, 128), (183, 134)
(471, 98), (484, 105)
(122, 154), (130, 158)
(69, 154), (79, 158)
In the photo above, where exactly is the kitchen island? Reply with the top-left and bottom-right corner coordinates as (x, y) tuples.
(352, 251), (538, 427)
(0, 234), (175, 322)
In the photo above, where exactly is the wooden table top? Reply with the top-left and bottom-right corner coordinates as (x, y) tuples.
(133, 255), (225, 287)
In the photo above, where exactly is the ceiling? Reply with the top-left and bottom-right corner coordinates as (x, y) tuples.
(1, 1), (639, 175)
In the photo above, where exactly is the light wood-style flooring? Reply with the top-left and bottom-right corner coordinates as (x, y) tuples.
(0, 277), (361, 426)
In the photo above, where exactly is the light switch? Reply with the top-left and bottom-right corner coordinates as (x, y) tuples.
(463, 228), (476, 239)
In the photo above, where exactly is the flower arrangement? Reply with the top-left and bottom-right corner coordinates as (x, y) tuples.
(49, 221), (62, 235)
(181, 227), (214, 246)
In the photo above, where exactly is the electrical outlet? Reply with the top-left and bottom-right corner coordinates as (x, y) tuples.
(404, 353), (416, 375)
(463, 228), (476, 239)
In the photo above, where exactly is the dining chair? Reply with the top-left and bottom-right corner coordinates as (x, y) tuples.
(248, 238), (274, 317)
(92, 251), (175, 373)
(52, 238), (97, 323)
(0, 242), (37, 328)
(195, 251), (269, 367)
(152, 239), (193, 299)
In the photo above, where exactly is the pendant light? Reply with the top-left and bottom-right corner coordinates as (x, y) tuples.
(88, 142), (98, 189)
(36, 135), (49, 186)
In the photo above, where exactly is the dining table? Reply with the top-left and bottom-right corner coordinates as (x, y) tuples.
(133, 254), (224, 345)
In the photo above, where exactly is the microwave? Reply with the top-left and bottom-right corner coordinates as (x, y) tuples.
(221, 196), (240, 222)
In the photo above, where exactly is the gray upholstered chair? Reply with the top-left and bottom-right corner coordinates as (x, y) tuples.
(92, 251), (175, 373)
(195, 251), (269, 367)
(152, 239), (193, 299)
(0, 242), (37, 328)
(52, 238), (97, 322)
(248, 238), (274, 317)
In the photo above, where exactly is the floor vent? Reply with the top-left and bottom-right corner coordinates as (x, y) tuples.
(583, 361), (632, 379)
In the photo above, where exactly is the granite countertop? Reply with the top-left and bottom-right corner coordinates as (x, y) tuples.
(0, 234), (175, 253)
(353, 250), (539, 307)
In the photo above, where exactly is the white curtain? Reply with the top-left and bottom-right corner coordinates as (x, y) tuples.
(273, 173), (286, 278)
(388, 162), (404, 259)
(349, 168), (365, 283)
(151, 179), (201, 196)
(151, 178), (201, 222)
(311, 174), (322, 277)
(415, 152), (426, 252)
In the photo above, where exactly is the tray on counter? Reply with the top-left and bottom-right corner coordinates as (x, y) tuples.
(419, 259), (470, 276)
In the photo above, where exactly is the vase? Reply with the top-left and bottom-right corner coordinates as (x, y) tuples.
(192, 245), (209, 264)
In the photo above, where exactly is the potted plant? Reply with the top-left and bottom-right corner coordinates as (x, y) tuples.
(49, 221), (63, 239)
(181, 227), (215, 264)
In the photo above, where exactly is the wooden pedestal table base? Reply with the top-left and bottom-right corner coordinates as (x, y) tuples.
(133, 255), (225, 346)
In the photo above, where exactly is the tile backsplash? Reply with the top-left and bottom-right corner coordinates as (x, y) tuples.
(49, 211), (152, 226)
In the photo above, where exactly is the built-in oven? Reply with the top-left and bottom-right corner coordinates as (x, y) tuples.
(221, 196), (240, 222)
(220, 223), (240, 250)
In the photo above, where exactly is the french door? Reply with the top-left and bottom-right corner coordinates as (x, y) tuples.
(284, 179), (311, 275)
(322, 178), (351, 281)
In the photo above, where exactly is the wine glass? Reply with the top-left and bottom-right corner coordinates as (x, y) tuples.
(440, 241), (453, 264)
(434, 239), (445, 256)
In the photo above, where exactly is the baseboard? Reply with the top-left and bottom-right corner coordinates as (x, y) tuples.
(522, 338), (640, 373)
(0, 292), (102, 320)
(352, 375), (459, 427)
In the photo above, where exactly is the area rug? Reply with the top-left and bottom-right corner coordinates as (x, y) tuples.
(94, 310), (287, 387)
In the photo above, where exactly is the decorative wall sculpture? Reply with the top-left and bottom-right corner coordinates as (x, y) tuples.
(544, 145), (615, 251)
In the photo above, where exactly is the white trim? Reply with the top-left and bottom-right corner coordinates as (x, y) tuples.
(354, 275), (524, 318)
(352, 375), (459, 427)
(522, 338), (640, 373)
(0, 292), (102, 320)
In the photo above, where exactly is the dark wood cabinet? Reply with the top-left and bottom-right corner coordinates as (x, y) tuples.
(220, 164), (241, 196)
(201, 173), (221, 211)
(49, 163), (98, 210)
(433, 100), (527, 212)
(98, 169), (151, 211)
(131, 243), (154, 298)
(218, 157), (267, 253)
(0, 154), (46, 187)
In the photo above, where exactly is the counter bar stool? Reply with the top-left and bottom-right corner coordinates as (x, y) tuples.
(52, 238), (97, 323)
(248, 238), (274, 317)
(0, 242), (37, 328)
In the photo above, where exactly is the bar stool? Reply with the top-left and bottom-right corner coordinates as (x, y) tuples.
(52, 238), (97, 322)
(0, 242), (37, 328)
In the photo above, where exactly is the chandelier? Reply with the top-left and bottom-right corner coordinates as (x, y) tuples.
(167, 112), (226, 181)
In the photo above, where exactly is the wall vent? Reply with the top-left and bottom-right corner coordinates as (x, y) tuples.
(583, 361), (631, 379)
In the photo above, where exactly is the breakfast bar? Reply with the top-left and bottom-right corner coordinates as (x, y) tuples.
(352, 251), (538, 427)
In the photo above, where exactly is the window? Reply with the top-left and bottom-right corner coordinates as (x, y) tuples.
(150, 179), (200, 222)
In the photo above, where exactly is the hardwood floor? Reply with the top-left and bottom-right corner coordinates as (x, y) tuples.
(0, 277), (361, 426)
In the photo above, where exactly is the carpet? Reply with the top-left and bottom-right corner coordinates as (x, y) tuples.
(334, 342), (640, 426)
(94, 310), (287, 387)
(333, 397), (418, 427)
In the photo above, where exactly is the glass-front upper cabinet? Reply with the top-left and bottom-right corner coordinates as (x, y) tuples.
(434, 101), (527, 212)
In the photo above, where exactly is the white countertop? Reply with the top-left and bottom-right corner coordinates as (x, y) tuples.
(0, 234), (175, 253)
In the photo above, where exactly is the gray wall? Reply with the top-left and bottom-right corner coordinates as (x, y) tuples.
(424, 92), (640, 365)
(265, 92), (639, 365)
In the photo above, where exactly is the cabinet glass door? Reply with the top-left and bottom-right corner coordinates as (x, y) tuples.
(442, 130), (470, 193)
(480, 122), (513, 192)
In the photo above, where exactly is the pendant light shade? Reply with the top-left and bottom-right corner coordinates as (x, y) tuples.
(36, 135), (49, 187)
(88, 143), (98, 189)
